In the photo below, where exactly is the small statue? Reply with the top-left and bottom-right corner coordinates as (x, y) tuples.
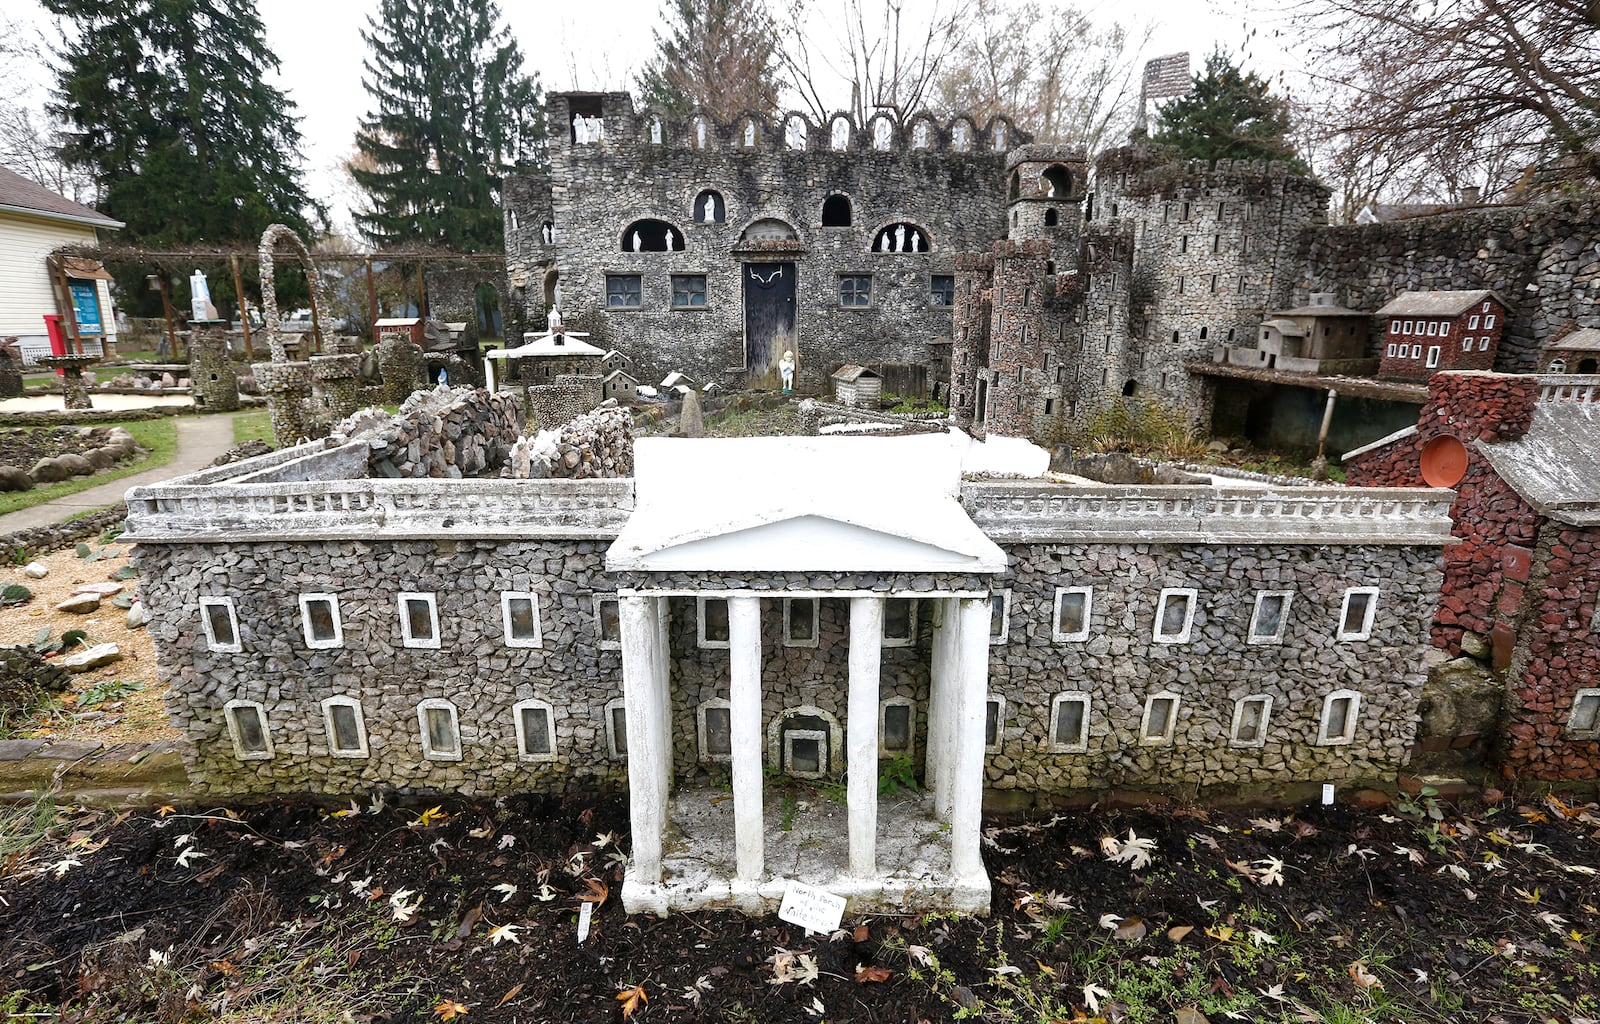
(894, 224), (907, 252)
(779, 349), (796, 394)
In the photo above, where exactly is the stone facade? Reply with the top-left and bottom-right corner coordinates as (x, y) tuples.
(188, 324), (240, 413)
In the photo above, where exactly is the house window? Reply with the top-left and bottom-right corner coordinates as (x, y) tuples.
(223, 699), (272, 760)
(605, 697), (628, 759)
(1403, 320), (1413, 334)
(930, 274), (955, 307)
(1049, 692), (1090, 752)
(882, 598), (916, 647)
(1139, 691), (1181, 745)
(1229, 695), (1273, 747)
(1426, 346), (1441, 368)
(1468, 315), (1480, 329)
(1386, 343), (1397, 357)
(595, 595), (622, 650)
(321, 696), (369, 758)
(1569, 689), (1600, 738)
(299, 593), (343, 649)
(1485, 314), (1496, 328)
(200, 596), (242, 653)
(697, 699), (733, 761)
(398, 592), (440, 649)
(1463, 337), (1473, 351)
(1479, 336), (1490, 351)
(839, 274), (872, 308)
(1390, 319), (1400, 333)
(1411, 344), (1423, 359)
(821, 194), (852, 226)
(417, 698), (462, 761)
(1153, 588), (1198, 643)
(1053, 586), (1092, 641)
(985, 696), (1005, 751)
(989, 590), (1011, 644)
(514, 698), (557, 761)
(1317, 690), (1361, 745)
(1248, 591), (1293, 644)
(697, 596), (731, 648)
(1425, 321), (1437, 337)
(605, 274), (642, 308)
(500, 592), (543, 648)
(783, 597), (819, 647)
(880, 697), (914, 756)
(671, 274), (708, 308)
(1337, 587), (1380, 640)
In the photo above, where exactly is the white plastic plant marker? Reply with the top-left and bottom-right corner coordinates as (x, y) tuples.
(778, 880), (846, 936)
(577, 900), (593, 943)
(1322, 783), (1335, 806)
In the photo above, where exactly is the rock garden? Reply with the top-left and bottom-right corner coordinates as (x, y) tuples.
(0, 425), (144, 492)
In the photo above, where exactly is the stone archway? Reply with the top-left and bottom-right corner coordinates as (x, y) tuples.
(257, 223), (330, 361)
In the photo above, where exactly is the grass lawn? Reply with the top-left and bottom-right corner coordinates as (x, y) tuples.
(232, 408), (274, 445)
(0, 418), (178, 518)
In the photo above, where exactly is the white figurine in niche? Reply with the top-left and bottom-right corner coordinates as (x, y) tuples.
(779, 350), (796, 393)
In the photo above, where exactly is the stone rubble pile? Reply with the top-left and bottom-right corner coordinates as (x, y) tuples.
(361, 385), (526, 479)
(508, 402), (633, 480)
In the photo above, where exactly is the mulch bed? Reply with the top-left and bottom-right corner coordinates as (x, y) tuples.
(0, 426), (120, 471)
(1, 790), (1597, 1022)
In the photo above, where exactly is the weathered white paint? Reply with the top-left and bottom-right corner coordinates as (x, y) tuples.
(727, 596), (764, 882)
(847, 595), (883, 877)
(926, 597), (961, 820)
(620, 596), (667, 884)
(950, 597), (992, 879)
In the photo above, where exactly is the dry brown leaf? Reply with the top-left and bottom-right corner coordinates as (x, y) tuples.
(1167, 925), (1194, 943)
(855, 964), (891, 984)
(432, 999), (469, 1021)
(581, 877), (610, 907)
(616, 984), (648, 1020)
(496, 982), (524, 1007)
(1113, 916), (1147, 941)
(853, 923), (870, 943)
(1348, 960), (1384, 990)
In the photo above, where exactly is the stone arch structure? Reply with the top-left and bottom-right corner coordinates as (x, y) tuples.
(821, 193), (853, 227)
(873, 222), (931, 253)
(257, 223), (329, 362)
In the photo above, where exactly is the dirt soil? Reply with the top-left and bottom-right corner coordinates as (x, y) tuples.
(2, 791), (1597, 1023)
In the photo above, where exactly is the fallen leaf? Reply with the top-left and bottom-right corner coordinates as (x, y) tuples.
(1168, 925), (1195, 943)
(1349, 960), (1384, 990)
(1113, 916), (1148, 941)
(580, 876), (610, 907)
(616, 984), (648, 1020)
(853, 923), (870, 942)
(414, 805), (449, 828)
(855, 964), (891, 983)
(491, 883), (518, 903)
(1083, 981), (1111, 1013)
(495, 982), (524, 1007)
(487, 923), (521, 946)
(432, 999), (469, 1021)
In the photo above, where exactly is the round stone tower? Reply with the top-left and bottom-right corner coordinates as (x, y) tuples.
(189, 322), (240, 412)
(1005, 145), (1089, 242)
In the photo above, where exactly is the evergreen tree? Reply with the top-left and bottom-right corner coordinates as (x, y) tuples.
(1151, 51), (1303, 169)
(636, 0), (781, 121)
(44, 0), (319, 244)
(352, 0), (543, 252)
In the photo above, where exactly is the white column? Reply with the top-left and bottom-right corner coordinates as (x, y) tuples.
(652, 596), (672, 808)
(847, 596), (884, 877)
(620, 596), (666, 883)
(927, 597), (962, 819)
(728, 595), (764, 883)
(950, 596), (992, 879)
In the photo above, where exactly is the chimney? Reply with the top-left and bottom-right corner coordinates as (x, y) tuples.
(1461, 185), (1481, 205)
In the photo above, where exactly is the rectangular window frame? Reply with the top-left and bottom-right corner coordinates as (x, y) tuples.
(513, 698), (558, 761)
(1403, 320), (1414, 335)
(1317, 689), (1361, 745)
(1568, 688), (1600, 738)
(782, 597), (820, 648)
(223, 698), (273, 760)
(838, 273), (873, 308)
(1052, 586), (1093, 642)
(697, 596), (731, 649)
(1389, 319), (1400, 333)
(1478, 336), (1490, 351)
(1463, 337), (1473, 351)
(605, 273), (642, 309)
(1337, 587), (1380, 641)
(1386, 343), (1397, 357)
(1139, 691), (1181, 746)
(417, 698), (463, 761)
(499, 591), (544, 649)
(298, 593), (343, 649)
(930, 274), (955, 307)
(670, 273), (708, 309)
(1153, 587), (1199, 644)
(320, 695), (369, 758)
(881, 598), (917, 648)
(1468, 314), (1480, 329)
(985, 696), (1006, 752)
(398, 591), (441, 649)
(605, 697), (628, 759)
(594, 595), (622, 651)
(783, 728), (829, 779)
(1229, 695), (1273, 748)
(697, 698), (734, 762)
(1425, 345), (1441, 368)
(988, 590), (1011, 644)
(1048, 691), (1091, 752)
(1485, 314), (1496, 328)
(879, 696), (915, 757)
(200, 596), (242, 653)
(1247, 590), (1294, 644)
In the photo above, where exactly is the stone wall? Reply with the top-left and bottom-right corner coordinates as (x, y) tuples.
(511, 404), (633, 480)
(137, 538), (626, 799)
(366, 385), (524, 479)
(527, 382), (590, 430)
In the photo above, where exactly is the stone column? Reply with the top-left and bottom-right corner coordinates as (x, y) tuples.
(728, 595), (764, 883)
(59, 366), (92, 410)
(620, 596), (668, 884)
(847, 596), (884, 877)
(927, 597), (962, 819)
(252, 360), (317, 447)
(950, 596), (993, 879)
(310, 353), (363, 425)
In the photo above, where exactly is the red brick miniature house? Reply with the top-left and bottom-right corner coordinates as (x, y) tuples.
(1542, 327), (1600, 374)
(1375, 290), (1507, 381)
(1343, 371), (1600, 780)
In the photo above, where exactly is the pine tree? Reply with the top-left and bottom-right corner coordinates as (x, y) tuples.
(351, 0), (543, 252)
(1151, 51), (1303, 169)
(636, 0), (781, 121)
(44, 0), (319, 244)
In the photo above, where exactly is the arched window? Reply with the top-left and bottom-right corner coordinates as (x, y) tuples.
(872, 222), (930, 253)
(1582, 358), (1599, 374)
(831, 116), (851, 151)
(910, 119), (933, 149)
(740, 218), (799, 243)
(871, 115), (893, 150)
(1040, 164), (1072, 197)
(621, 219), (686, 252)
(1122, 379), (1139, 397)
(1008, 171), (1021, 202)
(785, 115), (808, 150)
(693, 190), (725, 224)
(1044, 208), (1059, 227)
(949, 119), (973, 151)
(822, 194), (852, 227)
(691, 116), (709, 149)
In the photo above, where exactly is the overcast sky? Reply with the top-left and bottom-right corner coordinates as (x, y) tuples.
(10, 0), (1299, 232)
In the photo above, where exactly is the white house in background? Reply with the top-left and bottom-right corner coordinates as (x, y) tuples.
(0, 165), (123, 364)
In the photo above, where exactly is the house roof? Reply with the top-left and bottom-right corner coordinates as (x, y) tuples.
(603, 368), (637, 383)
(1260, 318), (1306, 338)
(1550, 328), (1600, 352)
(660, 371), (695, 388)
(488, 332), (605, 359)
(832, 363), (880, 382)
(1375, 290), (1505, 318)
(1268, 304), (1366, 318)
(0, 165), (122, 229)
(1477, 402), (1600, 525)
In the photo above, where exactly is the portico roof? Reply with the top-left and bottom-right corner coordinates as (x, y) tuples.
(606, 434), (1009, 574)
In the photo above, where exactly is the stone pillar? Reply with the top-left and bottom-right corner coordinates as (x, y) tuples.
(252, 360), (317, 447)
(189, 322), (240, 412)
(0, 341), (24, 399)
(59, 367), (92, 410)
(377, 335), (424, 405)
(728, 596), (764, 883)
(927, 597), (962, 819)
(620, 596), (668, 884)
(950, 596), (992, 879)
(310, 353), (363, 425)
(847, 596), (884, 877)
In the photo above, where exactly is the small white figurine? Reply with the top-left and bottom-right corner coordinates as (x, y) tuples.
(547, 307), (563, 333)
(779, 349), (796, 394)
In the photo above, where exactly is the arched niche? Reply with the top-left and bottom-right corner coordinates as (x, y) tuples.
(869, 114), (895, 150)
(1040, 164), (1073, 197)
(830, 115), (852, 151)
(693, 190), (726, 224)
(621, 219), (686, 252)
(872, 222), (930, 253)
(1044, 207), (1059, 227)
(784, 114), (810, 150)
(949, 118), (974, 151)
(739, 218), (799, 243)
(821, 194), (852, 227)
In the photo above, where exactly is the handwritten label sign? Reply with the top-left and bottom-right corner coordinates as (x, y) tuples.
(1322, 783), (1335, 806)
(778, 881), (846, 936)
(577, 900), (593, 944)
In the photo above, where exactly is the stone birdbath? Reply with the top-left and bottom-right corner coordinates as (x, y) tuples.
(36, 353), (102, 411)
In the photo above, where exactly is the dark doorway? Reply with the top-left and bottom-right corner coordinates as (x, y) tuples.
(1581, 358), (1598, 374)
(742, 261), (796, 377)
